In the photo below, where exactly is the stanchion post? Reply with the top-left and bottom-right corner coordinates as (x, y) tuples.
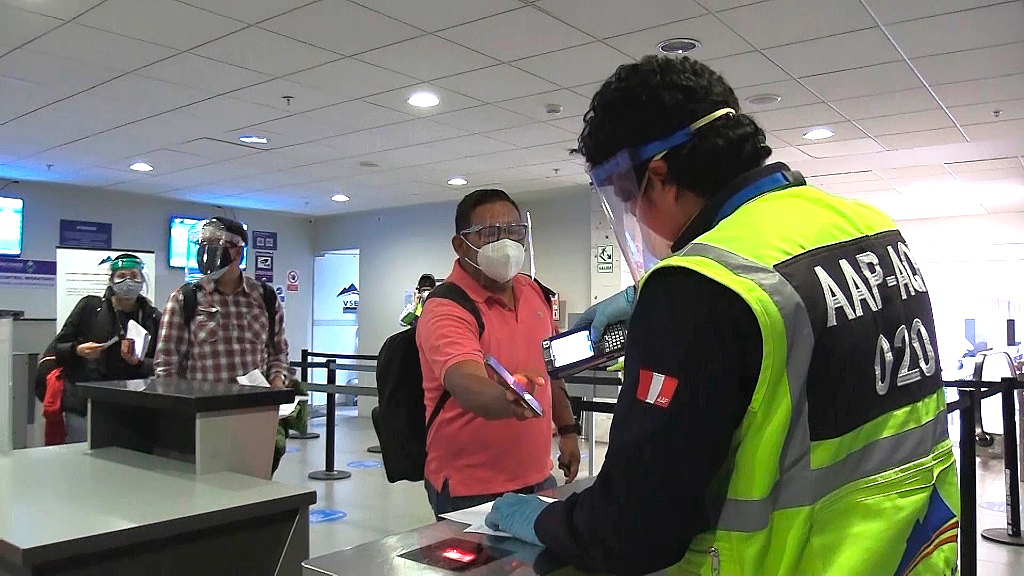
(308, 359), (351, 481)
(981, 377), (1024, 545)
(960, 388), (977, 576)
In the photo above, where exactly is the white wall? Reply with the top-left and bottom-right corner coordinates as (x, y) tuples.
(0, 181), (315, 355)
(311, 188), (592, 360)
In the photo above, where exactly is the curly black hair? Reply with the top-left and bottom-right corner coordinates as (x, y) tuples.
(579, 55), (772, 201)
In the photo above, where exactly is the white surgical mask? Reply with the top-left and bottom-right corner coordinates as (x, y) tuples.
(466, 238), (525, 284)
(111, 278), (143, 300)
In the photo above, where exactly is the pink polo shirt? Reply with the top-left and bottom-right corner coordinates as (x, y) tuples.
(416, 260), (556, 497)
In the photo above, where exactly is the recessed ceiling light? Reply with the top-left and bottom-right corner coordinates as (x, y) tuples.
(331, 194), (350, 203)
(802, 127), (835, 141)
(447, 177), (468, 186)
(239, 135), (269, 144)
(658, 38), (701, 55)
(359, 161), (381, 168)
(407, 91), (440, 108)
(746, 94), (782, 106)
(129, 162), (154, 172)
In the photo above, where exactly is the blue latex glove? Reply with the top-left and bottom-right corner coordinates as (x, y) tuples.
(484, 493), (550, 545)
(573, 285), (636, 342)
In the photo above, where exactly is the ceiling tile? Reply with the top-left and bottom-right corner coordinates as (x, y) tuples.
(512, 42), (632, 88)
(874, 165), (953, 180)
(136, 53), (271, 94)
(0, 75), (58, 124)
(228, 79), (341, 113)
(801, 61), (922, 101)
(735, 80), (821, 111)
(931, 74), (1024, 107)
(431, 105), (536, 132)
(357, 35), (498, 81)
(193, 28), (338, 76)
(964, 119), (1024, 142)
(807, 170), (884, 184)
(950, 99), (1024, 126)
(282, 100), (413, 139)
(704, 51), (790, 88)
(535, 0), (705, 39)
(604, 13), (753, 61)
(698, 0), (764, 9)
(287, 58), (416, 103)
(179, 96), (287, 132)
(765, 28), (900, 78)
(772, 121), (869, 146)
(117, 148), (212, 173)
(718, 0), (875, 49)
(71, 166), (140, 187)
(0, 49), (121, 95)
(260, 1), (421, 56)
(863, 0), (1009, 24)
(435, 65), (559, 102)
(887, 3), (1024, 58)
(178, 0), (317, 23)
(438, 7), (592, 61)
(547, 115), (584, 135)
(0, 4), (62, 47)
(956, 167), (1024, 183)
(22, 22), (176, 72)
(319, 119), (469, 156)
(751, 103), (844, 132)
(913, 42), (1024, 85)
(84, 74), (214, 118)
(857, 109), (957, 136)
(947, 157), (1021, 174)
(569, 82), (603, 100)
(813, 179), (893, 194)
(831, 88), (941, 120)
(77, 0), (244, 50)
(364, 84), (481, 117)
(2, 0), (104, 20)
(494, 89), (591, 121)
(876, 128), (967, 150)
(484, 122), (575, 148)
(349, 0), (522, 32)
(172, 138), (262, 161)
(268, 142), (350, 164)
(797, 137), (884, 158)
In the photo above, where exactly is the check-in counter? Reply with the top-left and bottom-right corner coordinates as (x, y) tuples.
(76, 378), (295, 480)
(0, 444), (316, 576)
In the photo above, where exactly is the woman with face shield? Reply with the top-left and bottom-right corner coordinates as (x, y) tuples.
(35, 254), (163, 443)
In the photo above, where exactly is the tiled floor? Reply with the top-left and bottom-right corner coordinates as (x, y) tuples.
(276, 408), (1024, 574)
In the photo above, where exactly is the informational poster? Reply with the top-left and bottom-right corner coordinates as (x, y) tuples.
(59, 220), (112, 249)
(275, 285), (286, 304)
(255, 251), (274, 283)
(252, 231), (278, 251)
(596, 244), (614, 273)
(286, 269), (299, 292)
(0, 259), (56, 287)
(55, 247), (157, 328)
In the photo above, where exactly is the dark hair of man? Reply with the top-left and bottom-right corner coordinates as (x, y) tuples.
(578, 55), (773, 201)
(417, 274), (436, 290)
(208, 216), (248, 246)
(454, 189), (522, 233)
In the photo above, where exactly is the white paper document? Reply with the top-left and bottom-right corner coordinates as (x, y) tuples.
(279, 395), (306, 418)
(125, 320), (150, 359)
(237, 369), (271, 387)
(439, 496), (558, 538)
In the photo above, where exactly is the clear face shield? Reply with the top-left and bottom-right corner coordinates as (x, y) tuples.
(586, 108), (735, 284)
(458, 211), (536, 283)
(185, 219), (245, 281)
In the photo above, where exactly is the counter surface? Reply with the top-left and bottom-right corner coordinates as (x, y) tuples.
(303, 478), (621, 576)
(0, 445), (316, 566)
(76, 377), (296, 412)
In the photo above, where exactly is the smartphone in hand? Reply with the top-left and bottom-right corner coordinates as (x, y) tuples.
(484, 354), (544, 417)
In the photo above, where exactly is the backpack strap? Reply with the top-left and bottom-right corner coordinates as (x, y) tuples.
(260, 282), (277, 352)
(421, 281), (485, 431)
(180, 282), (199, 328)
(532, 278), (556, 310)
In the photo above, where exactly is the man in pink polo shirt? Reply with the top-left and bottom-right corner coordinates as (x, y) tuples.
(417, 189), (582, 516)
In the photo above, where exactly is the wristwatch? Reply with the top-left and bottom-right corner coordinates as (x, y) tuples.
(557, 422), (582, 436)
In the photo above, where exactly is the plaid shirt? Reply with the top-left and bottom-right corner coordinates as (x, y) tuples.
(153, 276), (289, 383)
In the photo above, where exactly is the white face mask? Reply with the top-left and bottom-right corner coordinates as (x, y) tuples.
(466, 238), (525, 284)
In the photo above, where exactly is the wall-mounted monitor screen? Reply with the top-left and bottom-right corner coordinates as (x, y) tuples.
(169, 217), (247, 270)
(0, 196), (24, 257)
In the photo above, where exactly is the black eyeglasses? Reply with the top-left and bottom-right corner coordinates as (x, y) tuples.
(459, 223), (529, 244)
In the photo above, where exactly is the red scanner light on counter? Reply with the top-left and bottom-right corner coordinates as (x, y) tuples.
(442, 547), (478, 563)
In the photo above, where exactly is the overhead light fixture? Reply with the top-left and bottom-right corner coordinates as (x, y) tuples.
(129, 162), (154, 172)
(658, 38), (701, 55)
(359, 160), (381, 168)
(407, 91), (440, 108)
(802, 127), (835, 141)
(746, 94), (782, 106)
(447, 177), (468, 187)
(331, 194), (350, 203)
(239, 135), (269, 144)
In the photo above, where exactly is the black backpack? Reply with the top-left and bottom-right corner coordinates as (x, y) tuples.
(180, 280), (278, 353)
(373, 278), (555, 483)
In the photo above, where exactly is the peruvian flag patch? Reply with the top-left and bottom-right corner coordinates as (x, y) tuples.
(637, 369), (679, 408)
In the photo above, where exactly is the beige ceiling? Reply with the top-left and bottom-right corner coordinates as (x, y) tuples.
(0, 0), (1023, 218)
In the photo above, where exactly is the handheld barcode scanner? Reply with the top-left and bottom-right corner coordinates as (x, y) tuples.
(542, 322), (627, 379)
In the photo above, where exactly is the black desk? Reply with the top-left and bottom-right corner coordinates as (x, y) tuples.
(77, 378), (295, 480)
